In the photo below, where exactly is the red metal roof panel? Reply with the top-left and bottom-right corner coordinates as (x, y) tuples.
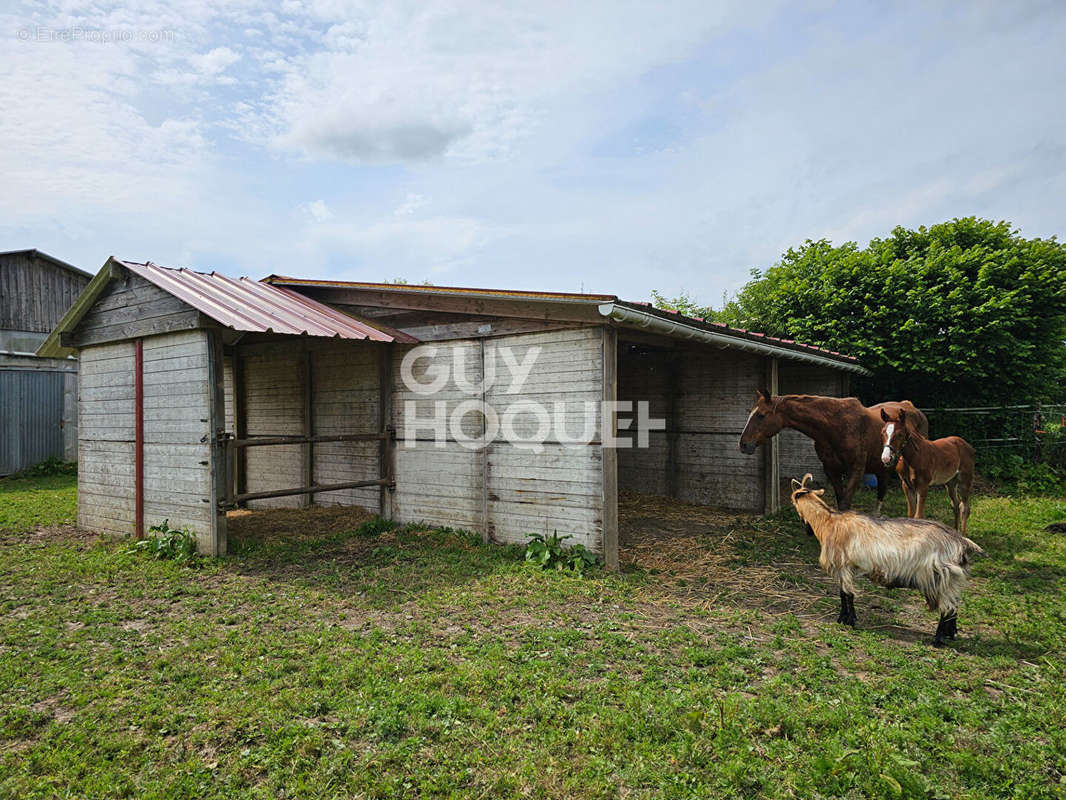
(117, 260), (416, 343)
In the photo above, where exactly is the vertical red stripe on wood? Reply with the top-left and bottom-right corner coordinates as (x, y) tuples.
(135, 338), (144, 538)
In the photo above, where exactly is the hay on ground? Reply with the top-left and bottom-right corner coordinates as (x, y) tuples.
(226, 504), (375, 546)
(619, 490), (831, 613)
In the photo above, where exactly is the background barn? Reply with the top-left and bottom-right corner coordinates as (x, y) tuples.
(0, 249), (90, 475)
(39, 257), (867, 568)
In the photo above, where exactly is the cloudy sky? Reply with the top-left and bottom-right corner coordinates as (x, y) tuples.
(2, 1), (1064, 305)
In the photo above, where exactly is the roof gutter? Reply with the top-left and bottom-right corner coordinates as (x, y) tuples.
(597, 302), (871, 375)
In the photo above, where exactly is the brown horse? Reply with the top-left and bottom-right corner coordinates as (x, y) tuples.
(879, 407), (975, 535)
(739, 391), (929, 513)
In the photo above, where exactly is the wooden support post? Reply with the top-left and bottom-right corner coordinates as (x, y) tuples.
(134, 338), (144, 539)
(763, 356), (780, 514)
(378, 343), (395, 519)
(302, 348), (314, 508)
(233, 353), (247, 505)
(207, 330), (228, 555)
(665, 352), (681, 499)
(602, 327), (619, 571)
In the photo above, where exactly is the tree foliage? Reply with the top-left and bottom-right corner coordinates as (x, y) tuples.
(688, 218), (1066, 406)
(649, 289), (723, 321)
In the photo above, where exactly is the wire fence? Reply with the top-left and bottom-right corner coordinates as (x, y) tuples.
(922, 403), (1066, 469)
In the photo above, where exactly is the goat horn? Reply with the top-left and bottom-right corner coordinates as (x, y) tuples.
(801, 473), (814, 488)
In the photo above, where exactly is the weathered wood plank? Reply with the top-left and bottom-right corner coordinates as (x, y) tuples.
(67, 309), (202, 348)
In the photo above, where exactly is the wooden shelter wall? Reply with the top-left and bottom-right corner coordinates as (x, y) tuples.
(77, 330), (214, 547)
(485, 328), (604, 549)
(390, 327), (606, 552)
(141, 331), (214, 541)
(673, 348), (765, 510)
(238, 340), (306, 509)
(310, 341), (381, 509)
(391, 339), (483, 529)
(234, 339), (383, 512)
(617, 348), (670, 496)
(77, 342), (136, 536)
(69, 270), (198, 347)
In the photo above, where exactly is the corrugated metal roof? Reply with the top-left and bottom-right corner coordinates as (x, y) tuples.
(118, 261), (417, 343)
(264, 275), (618, 303)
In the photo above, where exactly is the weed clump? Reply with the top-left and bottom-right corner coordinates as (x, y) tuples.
(130, 520), (199, 565)
(524, 531), (598, 575)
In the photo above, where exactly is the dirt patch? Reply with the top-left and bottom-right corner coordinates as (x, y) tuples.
(0, 524), (102, 548)
(31, 694), (75, 725)
(226, 505), (376, 546)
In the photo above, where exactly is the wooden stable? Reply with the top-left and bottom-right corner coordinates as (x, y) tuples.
(40, 259), (867, 569)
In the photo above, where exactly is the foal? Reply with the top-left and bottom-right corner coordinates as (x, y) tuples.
(880, 408), (976, 535)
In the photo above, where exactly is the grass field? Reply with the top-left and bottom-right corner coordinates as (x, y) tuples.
(1, 473), (1064, 799)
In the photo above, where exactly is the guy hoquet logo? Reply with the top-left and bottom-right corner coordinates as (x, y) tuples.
(399, 344), (664, 452)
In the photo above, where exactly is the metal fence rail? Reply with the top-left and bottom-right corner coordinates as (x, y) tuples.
(922, 403), (1066, 466)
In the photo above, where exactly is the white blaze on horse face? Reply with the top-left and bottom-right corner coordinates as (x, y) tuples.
(881, 423), (895, 465)
(744, 406), (758, 431)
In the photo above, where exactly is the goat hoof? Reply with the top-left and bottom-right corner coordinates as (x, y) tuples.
(932, 638), (946, 648)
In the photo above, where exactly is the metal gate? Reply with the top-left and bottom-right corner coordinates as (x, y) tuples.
(0, 369), (65, 475)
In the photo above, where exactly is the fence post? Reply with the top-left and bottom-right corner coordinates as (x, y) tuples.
(1034, 402), (1043, 464)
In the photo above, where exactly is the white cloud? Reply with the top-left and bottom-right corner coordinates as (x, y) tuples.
(302, 200), (334, 222)
(193, 45), (242, 75)
(0, 37), (208, 220)
(268, 0), (766, 164)
(394, 193), (427, 217)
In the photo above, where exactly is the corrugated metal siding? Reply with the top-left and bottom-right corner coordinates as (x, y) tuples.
(0, 369), (65, 474)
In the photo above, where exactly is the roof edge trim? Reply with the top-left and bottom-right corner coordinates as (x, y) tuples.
(598, 302), (871, 375)
(35, 257), (121, 358)
(264, 275), (618, 304)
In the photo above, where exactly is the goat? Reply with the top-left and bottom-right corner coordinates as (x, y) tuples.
(790, 473), (984, 646)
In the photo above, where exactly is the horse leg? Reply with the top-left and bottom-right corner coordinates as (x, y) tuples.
(957, 471), (973, 537)
(901, 476), (916, 518)
(826, 468), (846, 510)
(875, 472), (889, 517)
(914, 482), (929, 519)
(946, 478), (961, 531)
(840, 466), (864, 512)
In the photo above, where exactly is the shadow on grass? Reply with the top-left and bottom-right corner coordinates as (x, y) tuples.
(222, 513), (529, 611)
(990, 557), (1066, 598)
